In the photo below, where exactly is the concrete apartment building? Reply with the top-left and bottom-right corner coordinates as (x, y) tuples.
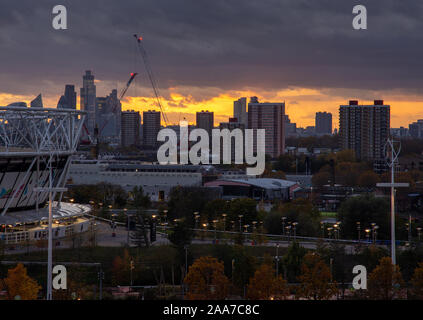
(248, 97), (285, 158)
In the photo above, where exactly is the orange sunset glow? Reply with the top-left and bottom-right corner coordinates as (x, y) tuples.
(2, 86), (423, 129)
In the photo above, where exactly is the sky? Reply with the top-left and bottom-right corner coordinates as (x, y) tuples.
(1, 0), (423, 128)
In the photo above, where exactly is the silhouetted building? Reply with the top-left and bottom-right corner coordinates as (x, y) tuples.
(121, 110), (141, 147)
(30, 94), (43, 108)
(143, 110), (161, 147)
(196, 110), (214, 137)
(315, 112), (332, 135)
(248, 97), (285, 158)
(339, 100), (390, 163)
(80, 71), (97, 136)
(233, 97), (248, 128)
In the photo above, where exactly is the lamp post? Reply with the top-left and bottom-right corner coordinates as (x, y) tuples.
(417, 227), (422, 242)
(163, 209), (168, 225)
(222, 214), (227, 231)
(365, 229), (371, 243)
(286, 225), (292, 242)
(213, 220), (218, 243)
(320, 221), (325, 238)
(275, 244), (279, 278)
(327, 227), (333, 239)
(376, 138), (409, 266)
(238, 215), (243, 233)
(356, 222), (361, 242)
(282, 217), (287, 236)
(292, 222), (298, 241)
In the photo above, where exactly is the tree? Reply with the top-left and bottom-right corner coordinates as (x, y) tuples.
(368, 257), (404, 300)
(130, 186), (151, 209)
(297, 253), (337, 300)
(3, 264), (41, 300)
(184, 257), (230, 300)
(282, 241), (307, 283)
(246, 263), (289, 300)
(111, 249), (132, 285)
(130, 213), (150, 248)
(269, 199), (320, 237)
(410, 262), (423, 299)
(338, 194), (390, 240)
(168, 219), (193, 249)
(357, 170), (380, 188)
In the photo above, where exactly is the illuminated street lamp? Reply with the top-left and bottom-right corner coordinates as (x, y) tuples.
(282, 217), (287, 236)
(356, 222), (361, 242)
(365, 229), (371, 242)
(238, 215), (243, 232)
(327, 227), (333, 239)
(222, 214), (227, 231)
(292, 222), (298, 241)
(417, 227), (422, 241)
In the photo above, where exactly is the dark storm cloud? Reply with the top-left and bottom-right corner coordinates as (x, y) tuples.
(1, 0), (423, 97)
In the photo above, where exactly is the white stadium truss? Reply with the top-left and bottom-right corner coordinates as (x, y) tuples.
(0, 107), (86, 215)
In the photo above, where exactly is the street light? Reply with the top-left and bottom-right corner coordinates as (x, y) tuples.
(320, 221), (325, 238)
(292, 222), (298, 241)
(356, 222), (361, 242)
(282, 217), (287, 236)
(275, 244), (279, 277)
(365, 229), (371, 242)
(213, 220), (218, 242)
(417, 227), (422, 242)
(222, 214), (227, 231)
(238, 215), (243, 232)
(327, 227), (333, 239)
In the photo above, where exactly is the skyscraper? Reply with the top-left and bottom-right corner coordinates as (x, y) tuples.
(80, 71), (97, 135)
(64, 85), (77, 109)
(233, 97), (248, 128)
(315, 112), (332, 135)
(121, 110), (141, 147)
(143, 110), (161, 147)
(96, 89), (121, 143)
(196, 110), (214, 137)
(339, 100), (390, 163)
(248, 97), (285, 158)
(30, 94), (43, 108)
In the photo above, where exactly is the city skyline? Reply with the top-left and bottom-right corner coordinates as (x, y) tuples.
(2, 1), (423, 128)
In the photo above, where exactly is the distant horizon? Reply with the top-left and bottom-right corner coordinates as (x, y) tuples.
(2, 1), (423, 129)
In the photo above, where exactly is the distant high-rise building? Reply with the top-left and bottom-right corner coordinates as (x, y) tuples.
(248, 97), (285, 158)
(64, 85), (76, 109)
(339, 100), (390, 163)
(143, 110), (161, 147)
(121, 110), (141, 147)
(96, 89), (121, 143)
(219, 118), (245, 162)
(196, 110), (214, 137)
(58, 85), (77, 110)
(315, 112), (332, 135)
(233, 97), (248, 128)
(80, 70), (97, 136)
(409, 120), (423, 139)
(284, 115), (297, 137)
(30, 94), (43, 108)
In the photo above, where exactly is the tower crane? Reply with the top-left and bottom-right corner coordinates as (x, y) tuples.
(134, 34), (169, 126)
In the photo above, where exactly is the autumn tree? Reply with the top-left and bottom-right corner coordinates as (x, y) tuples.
(111, 249), (132, 285)
(368, 257), (404, 300)
(296, 253), (337, 300)
(184, 256), (230, 300)
(3, 264), (41, 300)
(410, 262), (423, 299)
(246, 264), (289, 300)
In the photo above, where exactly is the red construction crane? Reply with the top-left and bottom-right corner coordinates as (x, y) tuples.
(134, 34), (169, 126)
